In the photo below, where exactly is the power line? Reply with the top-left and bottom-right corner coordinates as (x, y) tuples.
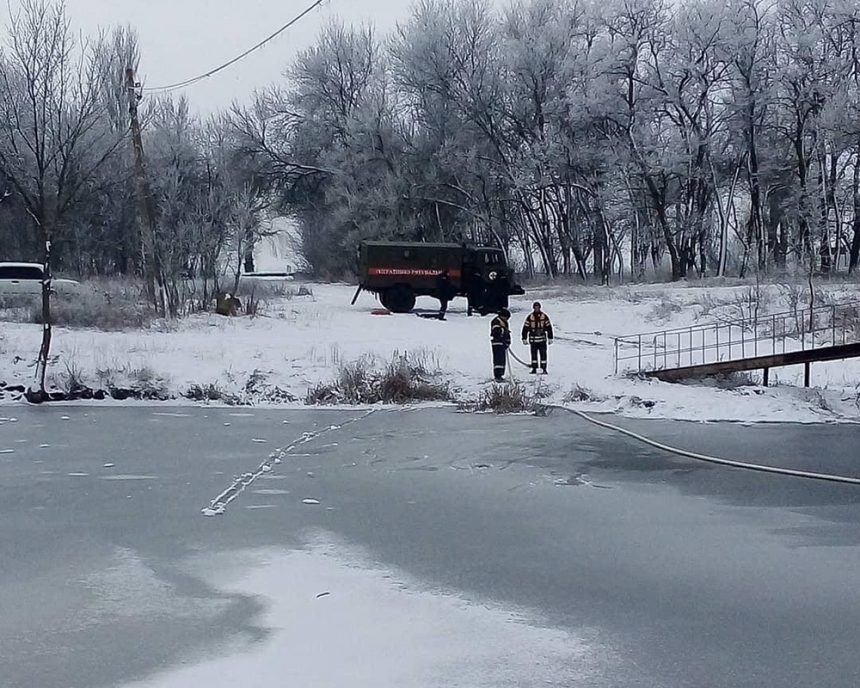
(144, 0), (328, 93)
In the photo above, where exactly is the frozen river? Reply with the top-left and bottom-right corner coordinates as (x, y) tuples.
(1, 406), (859, 687)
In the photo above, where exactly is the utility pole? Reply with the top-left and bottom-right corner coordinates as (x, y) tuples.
(126, 67), (162, 313)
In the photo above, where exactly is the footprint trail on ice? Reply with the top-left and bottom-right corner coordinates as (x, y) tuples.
(201, 411), (375, 517)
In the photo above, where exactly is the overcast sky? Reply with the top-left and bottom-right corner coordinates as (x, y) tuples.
(0, 0), (504, 115)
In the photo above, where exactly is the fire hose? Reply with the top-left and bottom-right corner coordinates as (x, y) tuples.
(506, 347), (860, 486)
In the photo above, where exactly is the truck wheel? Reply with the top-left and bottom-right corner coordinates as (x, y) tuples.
(383, 286), (416, 313)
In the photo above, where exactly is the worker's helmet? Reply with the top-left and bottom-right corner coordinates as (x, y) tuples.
(499, 308), (511, 319)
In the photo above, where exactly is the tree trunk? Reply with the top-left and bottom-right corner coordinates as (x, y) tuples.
(794, 126), (812, 261)
(819, 152), (832, 274)
(850, 145), (860, 273)
(36, 235), (53, 396)
(747, 95), (765, 271)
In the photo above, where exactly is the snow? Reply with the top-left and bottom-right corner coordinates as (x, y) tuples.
(1, 280), (859, 422)
(100, 475), (157, 481)
(122, 535), (607, 688)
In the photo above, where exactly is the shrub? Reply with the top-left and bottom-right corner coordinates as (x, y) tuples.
(184, 382), (227, 402)
(230, 370), (297, 405)
(376, 357), (451, 403)
(60, 357), (86, 395)
(562, 383), (604, 403)
(243, 287), (263, 317)
(459, 381), (541, 414)
(129, 367), (171, 400)
(305, 381), (340, 405)
(305, 352), (451, 405)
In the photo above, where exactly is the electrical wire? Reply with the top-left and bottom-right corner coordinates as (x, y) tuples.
(144, 0), (328, 94)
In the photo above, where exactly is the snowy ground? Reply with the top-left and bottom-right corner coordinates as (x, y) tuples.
(1, 280), (859, 422)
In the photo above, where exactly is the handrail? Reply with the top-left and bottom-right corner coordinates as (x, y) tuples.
(614, 301), (860, 375)
(619, 302), (859, 339)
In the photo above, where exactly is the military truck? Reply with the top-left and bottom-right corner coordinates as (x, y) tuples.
(353, 241), (524, 314)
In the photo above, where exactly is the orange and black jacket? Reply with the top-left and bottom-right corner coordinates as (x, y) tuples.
(490, 316), (511, 346)
(522, 312), (553, 343)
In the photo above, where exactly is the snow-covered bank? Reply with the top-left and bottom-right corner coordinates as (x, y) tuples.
(1, 281), (859, 422)
(124, 535), (608, 688)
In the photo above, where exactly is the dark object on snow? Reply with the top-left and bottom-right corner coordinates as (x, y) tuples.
(25, 388), (47, 404)
(216, 292), (242, 316)
(355, 241), (524, 314)
(417, 312), (446, 320)
(490, 310), (512, 381)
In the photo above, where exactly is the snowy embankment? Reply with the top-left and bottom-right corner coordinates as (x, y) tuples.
(1, 281), (859, 422)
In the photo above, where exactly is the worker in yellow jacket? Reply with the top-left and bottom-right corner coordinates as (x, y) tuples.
(521, 301), (554, 374)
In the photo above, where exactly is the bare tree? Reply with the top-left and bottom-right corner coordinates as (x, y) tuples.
(0, 0), (127, 395)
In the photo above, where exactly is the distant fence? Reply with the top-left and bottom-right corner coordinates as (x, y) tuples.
(614, 302), (860, 375)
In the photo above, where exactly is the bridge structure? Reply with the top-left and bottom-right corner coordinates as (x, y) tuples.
(614, 302), (860, 387)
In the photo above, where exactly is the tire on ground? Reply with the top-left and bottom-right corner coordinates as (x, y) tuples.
(382, 285), (416, 313)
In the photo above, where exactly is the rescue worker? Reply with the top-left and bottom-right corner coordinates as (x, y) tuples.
(522, 301), (554, 374)
(436, 269), (454, 317)
(490, 308), (512, 382)
(465, 265), (483, 316)
(483, 272), (501, 313)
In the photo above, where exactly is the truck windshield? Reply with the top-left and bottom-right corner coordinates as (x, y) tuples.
(481, 252), (503, 265)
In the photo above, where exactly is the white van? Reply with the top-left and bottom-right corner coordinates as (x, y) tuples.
(0, 263), (81, 295)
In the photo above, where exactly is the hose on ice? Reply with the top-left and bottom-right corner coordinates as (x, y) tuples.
(563, 407), (860, 486)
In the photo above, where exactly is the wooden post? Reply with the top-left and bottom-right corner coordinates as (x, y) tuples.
(763, 367), (769, 387)
(126, 67), (161, 313)
(804, 361), (811, 388)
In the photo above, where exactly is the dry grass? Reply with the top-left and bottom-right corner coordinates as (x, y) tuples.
(184, 382), (228, 402)
(677, 371), (760, 390)
(228, 369), (297, 404)
(94, 363), (171, 400)
(232, 281), (315, 317)
(647, 297), (684, 323)
(458, 381), (542, 414)
(562, 383), (605, 403)
(306, 352), (451, 406)
(0, 279), (155, 331)
(0, 276), (316, 330)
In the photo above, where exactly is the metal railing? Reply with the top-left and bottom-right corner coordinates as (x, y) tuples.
(614, 302), (860, 375)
